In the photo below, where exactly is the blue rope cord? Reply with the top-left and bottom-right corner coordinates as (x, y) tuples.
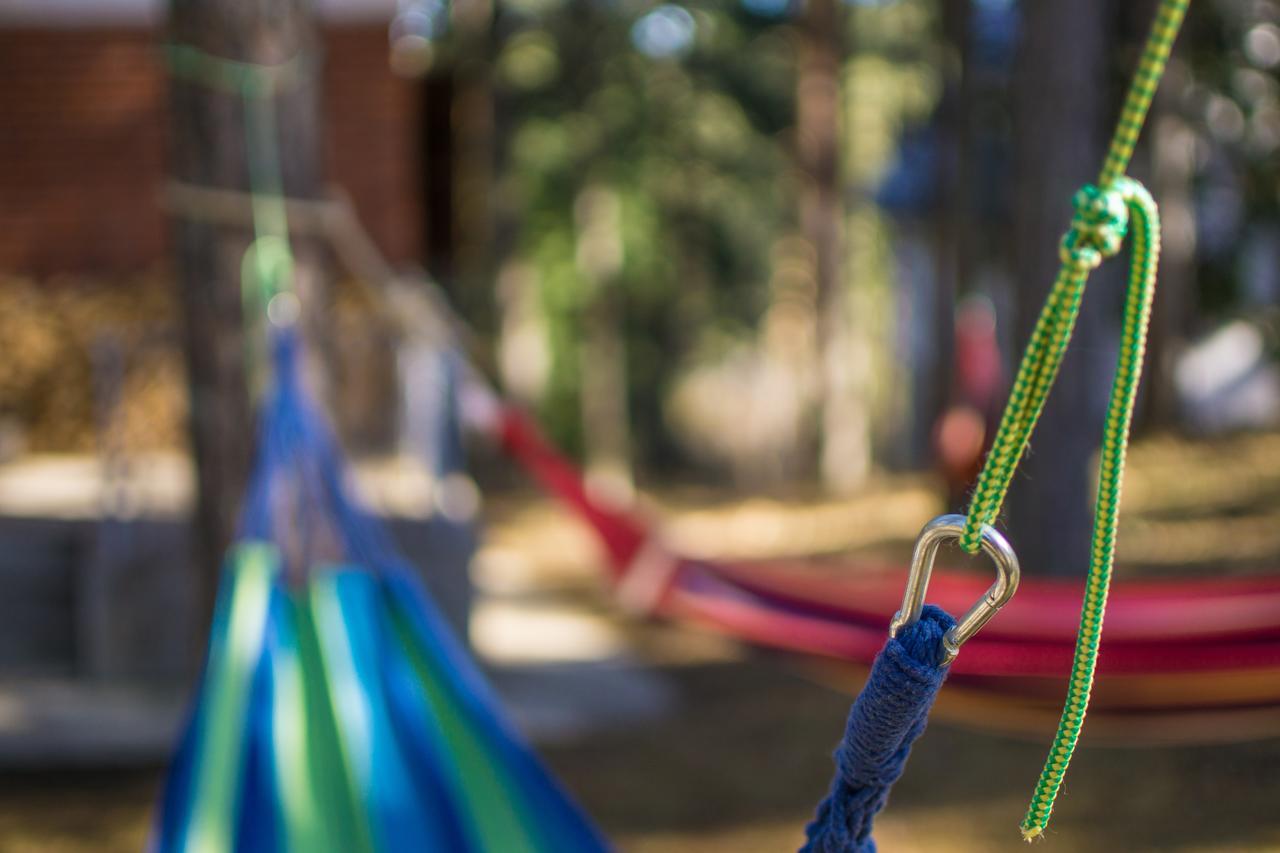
(801, 605), (955, 853)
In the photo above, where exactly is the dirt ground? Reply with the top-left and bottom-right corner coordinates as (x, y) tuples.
(4, 429), (1280, 851)
(545, 654), (1280, 852)
(3, 653), (1280, 852)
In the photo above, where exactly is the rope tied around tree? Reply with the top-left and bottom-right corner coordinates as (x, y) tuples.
(164, 44), (307, 392)
(164, 44), (308, 99)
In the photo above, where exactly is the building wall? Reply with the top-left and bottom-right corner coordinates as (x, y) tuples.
(0, 25), (422, 277)
(325, 24), (424, 270)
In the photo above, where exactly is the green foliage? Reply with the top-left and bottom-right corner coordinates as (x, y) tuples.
(1173, 0), (1280, 317)
(456, 0), (1274, 469)
(493, 1), (796, 462)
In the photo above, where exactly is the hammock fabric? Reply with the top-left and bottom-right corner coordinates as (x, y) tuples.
(497, 407), (1280, 740)
(802, 606), (954, 853)
(154, 336), (606, 853)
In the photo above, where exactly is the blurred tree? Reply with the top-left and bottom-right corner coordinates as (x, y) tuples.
(1140, 0), (1196, 428)
(452, 0), (500, 334)
(421, 72), (457, 286)
(926, 1), (1010, 503)
(928, 0), (969, 466)
(1005, 0), (1116, 576)
(396, 0), (497, 333)
(1179, 0), (1280, 317)
(836, 0), (943, 479)
(797, 0), (861, 491)
(489, 1), (796, 472)
(167, 0), (329, 635)
(575, 185), (634, 496)
(1147, 0), (1280, 424)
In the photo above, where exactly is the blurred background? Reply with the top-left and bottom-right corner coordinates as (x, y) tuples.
(2, 0), (1280, 849)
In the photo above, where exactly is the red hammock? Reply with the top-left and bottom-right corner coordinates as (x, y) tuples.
(498, 408), (1280, 742)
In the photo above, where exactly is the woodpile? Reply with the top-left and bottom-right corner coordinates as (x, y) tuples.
(0, 273), (400, 457)
(0, 274), (186, 455)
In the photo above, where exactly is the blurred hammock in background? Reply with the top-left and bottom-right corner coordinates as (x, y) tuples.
(152, 332), (606, 853)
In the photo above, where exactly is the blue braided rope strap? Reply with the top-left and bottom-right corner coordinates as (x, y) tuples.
(801, 605), (955, 853)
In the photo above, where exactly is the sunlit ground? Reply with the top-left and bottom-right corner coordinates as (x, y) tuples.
(3, 429), (1280, 850)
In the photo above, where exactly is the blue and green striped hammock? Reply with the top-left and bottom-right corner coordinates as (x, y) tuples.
(153, 333), (607, 853)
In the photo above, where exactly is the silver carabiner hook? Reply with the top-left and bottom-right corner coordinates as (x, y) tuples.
(889, 514), (1020, 665)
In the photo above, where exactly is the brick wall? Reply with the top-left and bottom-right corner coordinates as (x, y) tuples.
(324, 26), (424, 270)
(0, 25), (423, 276)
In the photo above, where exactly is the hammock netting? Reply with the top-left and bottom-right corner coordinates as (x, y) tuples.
(497, 406), (1280, 743)
(153, 335), (607, 853)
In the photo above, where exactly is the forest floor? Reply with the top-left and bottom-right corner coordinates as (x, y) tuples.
(3, 429), (1280, 851)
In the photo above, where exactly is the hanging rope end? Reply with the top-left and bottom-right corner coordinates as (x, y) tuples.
(1020, 799), (1053, 842)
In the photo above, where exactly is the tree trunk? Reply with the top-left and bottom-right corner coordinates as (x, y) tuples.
(1122, 0), (1186, 432)
(574, 186), (634, 500)
(166, 0), (328, 642)
(450, 0), (497, 336)
(798, 0), (863, 491)
(421, 72), (456, 287)
(927, 0), (971, 475)
(1005, 0), (1116, 575)
(1144, 83), (1196, 429)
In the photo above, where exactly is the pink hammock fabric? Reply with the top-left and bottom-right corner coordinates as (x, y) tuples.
(497, 407), (1280, 731)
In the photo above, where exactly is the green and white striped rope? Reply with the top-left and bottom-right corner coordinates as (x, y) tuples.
(944, 0), (1188, 839)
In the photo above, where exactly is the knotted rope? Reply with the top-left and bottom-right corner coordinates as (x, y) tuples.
(1061, 184), (1131, 272)
(803, 3), (1185, 847)
(946, 0), (1187, 839)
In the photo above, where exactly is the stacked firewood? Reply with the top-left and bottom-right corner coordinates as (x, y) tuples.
(0, 274), (187, 455)
(0, 275), (400, 458)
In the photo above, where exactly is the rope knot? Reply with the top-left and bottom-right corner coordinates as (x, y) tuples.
(1059, 182), (1130, 271)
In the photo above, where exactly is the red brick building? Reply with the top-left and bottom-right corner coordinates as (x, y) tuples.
(0, 0), (424, 276)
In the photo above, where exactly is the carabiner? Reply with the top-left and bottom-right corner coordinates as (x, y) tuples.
(889, 514), (1020, 665)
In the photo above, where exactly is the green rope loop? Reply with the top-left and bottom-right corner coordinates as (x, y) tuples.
(164, 44), (306, 98)
(941, 0), (1188, 840)
(1020, 179), (1160, 839)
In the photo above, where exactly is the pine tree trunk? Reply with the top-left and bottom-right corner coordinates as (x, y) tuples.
(1005, 0), (1117, 575)
(451, 0), (497, 335)
(1145, 88), (1196, 429)
(927, 0), (971, 474)
(798, 0), (864, 491)
(575, 186), (634, 499)
(166, 0), (328, 640)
